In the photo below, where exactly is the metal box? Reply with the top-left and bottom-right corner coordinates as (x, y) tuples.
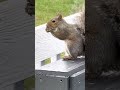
(35, 58), (85, 90)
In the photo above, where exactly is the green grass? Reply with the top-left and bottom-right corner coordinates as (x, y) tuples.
(35, 0), (84, 26)
(60, 52), (66, 58)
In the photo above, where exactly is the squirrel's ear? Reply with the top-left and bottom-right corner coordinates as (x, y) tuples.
(58, 14), (62, 20)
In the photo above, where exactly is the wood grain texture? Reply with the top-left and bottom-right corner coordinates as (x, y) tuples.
(0, 0), (34, 88)
(0, 80), (24, 90)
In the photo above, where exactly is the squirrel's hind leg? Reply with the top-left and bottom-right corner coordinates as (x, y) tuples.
(63, 56), (74, 60)
(64, 40), (80, 60)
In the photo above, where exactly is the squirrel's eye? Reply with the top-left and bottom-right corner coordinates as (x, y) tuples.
(52, 20), (55, 23)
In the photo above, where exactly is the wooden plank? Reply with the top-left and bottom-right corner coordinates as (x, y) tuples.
(0, 84), (14, 90)
(0, 80), (24, 90)
(0, 0), (34, 88)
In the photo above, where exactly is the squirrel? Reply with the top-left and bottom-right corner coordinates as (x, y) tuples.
(45, 14), (85, 60)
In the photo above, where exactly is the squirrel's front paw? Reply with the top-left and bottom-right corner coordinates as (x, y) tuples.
(63, 56), (74, 60)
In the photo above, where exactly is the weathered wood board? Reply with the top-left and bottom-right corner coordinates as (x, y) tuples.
(0, 0), (34, 88)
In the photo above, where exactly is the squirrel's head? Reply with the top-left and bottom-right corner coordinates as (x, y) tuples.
(46, 14), (62, 32)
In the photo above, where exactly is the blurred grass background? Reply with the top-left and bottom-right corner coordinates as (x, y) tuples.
(35, 0), (84, 26)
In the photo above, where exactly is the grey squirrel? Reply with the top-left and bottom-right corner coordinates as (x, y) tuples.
(45, 14), (85, 60)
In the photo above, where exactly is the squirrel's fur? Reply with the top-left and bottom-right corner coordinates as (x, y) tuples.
(46, 14), (85, 60)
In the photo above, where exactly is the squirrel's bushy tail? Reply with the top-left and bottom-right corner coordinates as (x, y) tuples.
(75, 11), (85, 34)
